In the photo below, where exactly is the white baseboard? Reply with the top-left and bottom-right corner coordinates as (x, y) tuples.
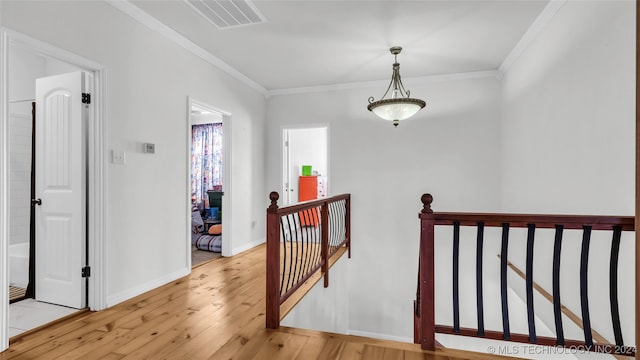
(106, 267), (190, 308)
(348, 329), (413, 344)
(105, 238), (264, 308)
(231, 238), (265, 256)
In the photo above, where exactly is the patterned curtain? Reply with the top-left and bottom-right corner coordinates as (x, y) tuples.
(191, 123), (223, 205)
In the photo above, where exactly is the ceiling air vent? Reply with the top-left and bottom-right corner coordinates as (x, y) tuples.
(185, 0), (266, 29)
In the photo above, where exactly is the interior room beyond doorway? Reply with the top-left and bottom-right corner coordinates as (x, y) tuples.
(282, 126), (329, 205)
(190, 102), (225, 266)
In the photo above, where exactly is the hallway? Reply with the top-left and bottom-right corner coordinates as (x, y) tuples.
(2, 245), (515, 359)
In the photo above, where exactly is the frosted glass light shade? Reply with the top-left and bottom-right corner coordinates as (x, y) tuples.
(367, 46), (426, 127)
(367, 98), (426, 121)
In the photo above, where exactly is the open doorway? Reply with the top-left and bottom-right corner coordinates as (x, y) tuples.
(188, 99), (230, 267)
(282, 126), (329, 205)
(3, 35), (102, 341)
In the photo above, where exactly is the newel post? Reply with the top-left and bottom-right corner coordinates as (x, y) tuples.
(346, 195), (351, 258)
(321, 200), (329, 287)
(419, 193), (436, 350)
(266, 191), (281, 329)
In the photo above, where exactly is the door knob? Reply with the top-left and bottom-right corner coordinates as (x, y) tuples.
(31, 198), (42, 206)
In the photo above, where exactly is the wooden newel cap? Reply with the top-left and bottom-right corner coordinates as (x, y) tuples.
(421, 193), (433, 214)
(268, 191), (280, 210)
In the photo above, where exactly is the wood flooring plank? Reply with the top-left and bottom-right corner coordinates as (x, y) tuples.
(382, 347), (405, 360)
(295, 335), (328, 359)
(145, 306), (263, 357)
(97, 353), (126, 360)
(361, 344), (386, 360)
(6, 319), (109, 359)
(111, 289), (231, 356)
(197, 306), (267, 359)
(338, 341), (365, 359)
(317, 337), (346, 359)
(121, 294), (257, 360)
(405, 351), (456, 360)
(159, 277), (267, 358)
(160, 318), (241, 360)
(403, 351), (431, 360)
(210, 328), (272, 360)
(271, 332), (309, 360)
(113, 253), (266, 358)
(11, 329), (110, 360)
(48, 328), (131, 360)
(248, 330), (292, 360)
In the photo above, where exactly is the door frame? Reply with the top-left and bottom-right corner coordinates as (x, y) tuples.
(635, 1), (639, 356)
(0, 28), (107, 351)
(187, 97), (233, 260)
(281, 124), (330, 205)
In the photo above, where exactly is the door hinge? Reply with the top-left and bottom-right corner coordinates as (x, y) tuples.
(82, 93), (91, 104)
(82, 266), (91, 278)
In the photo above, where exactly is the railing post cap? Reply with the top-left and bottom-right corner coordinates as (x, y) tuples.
(268, 191), (280, 211)
(421, 193), (433, 214)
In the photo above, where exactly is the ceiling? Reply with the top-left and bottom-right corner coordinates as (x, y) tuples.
(125, 0), (551, 93)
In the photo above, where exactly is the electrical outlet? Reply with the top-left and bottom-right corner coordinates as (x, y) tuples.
(112, 149), (126, 165)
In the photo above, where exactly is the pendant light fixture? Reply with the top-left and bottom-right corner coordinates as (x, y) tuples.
(367, 46), (426, 127)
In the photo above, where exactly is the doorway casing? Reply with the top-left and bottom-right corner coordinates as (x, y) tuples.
(0, 28), (107, 352)
(187, 97), (233, 259)
(281, 124), (329, 205)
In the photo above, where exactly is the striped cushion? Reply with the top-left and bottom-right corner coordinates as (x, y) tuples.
(194, 234), (222, 252)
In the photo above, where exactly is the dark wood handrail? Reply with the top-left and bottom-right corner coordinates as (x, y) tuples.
(423, 212), (634, 230)
(268, 193), (351, 215)
(266, 191), (351, 330)
(416, 193), (635, 356)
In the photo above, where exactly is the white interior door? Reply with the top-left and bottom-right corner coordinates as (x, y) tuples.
(282, 130), (294, 205)
(35, 71), (87, 309)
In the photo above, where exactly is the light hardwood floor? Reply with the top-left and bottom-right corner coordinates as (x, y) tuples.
(1, 244), (517, 359)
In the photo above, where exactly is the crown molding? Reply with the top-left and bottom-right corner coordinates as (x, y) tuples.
(266, 70), (499, 98)
(105, 0), (268, 96)
(497, 0), (567, 78)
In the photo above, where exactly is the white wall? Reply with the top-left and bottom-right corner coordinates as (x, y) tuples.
(501, 0), (635, 346)
(281, 255), (350, 334)
(1, 0), (266, 305)
(266, 76), (503, 341)
(500, 0), (635, 216)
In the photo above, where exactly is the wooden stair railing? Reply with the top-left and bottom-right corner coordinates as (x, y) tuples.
(266, 191), (351, 329)
(415, 193), (635, 357)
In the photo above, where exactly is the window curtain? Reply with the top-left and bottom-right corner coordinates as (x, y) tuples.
(191, 123), (223, 205)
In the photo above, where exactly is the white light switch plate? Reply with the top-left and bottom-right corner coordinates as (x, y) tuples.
(112, 149), (126, 165)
